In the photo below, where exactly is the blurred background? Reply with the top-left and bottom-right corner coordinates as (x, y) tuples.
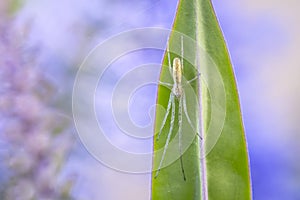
(0, 0), (299, 199)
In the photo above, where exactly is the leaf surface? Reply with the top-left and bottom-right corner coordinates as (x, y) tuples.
(151, 0), (252, 199)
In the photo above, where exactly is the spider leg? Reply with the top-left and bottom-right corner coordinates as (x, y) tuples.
(181, 35), (184, 71)
(183, 93), (202, 140)
(156, 93), (174, 141)
(187, 72), (201, 84)
(180, 34), (200, 85)
(178, 96), (186, 181)
(155, 94), (176, 178)
(158, 81), (173, 87)
(167, 38), (172, 75)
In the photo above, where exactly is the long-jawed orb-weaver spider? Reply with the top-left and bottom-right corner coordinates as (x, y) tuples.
(155, 36), (201, 181)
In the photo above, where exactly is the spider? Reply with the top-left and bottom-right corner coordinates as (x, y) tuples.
(155, 36), (201, 181)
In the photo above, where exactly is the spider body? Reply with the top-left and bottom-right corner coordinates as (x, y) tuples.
(172, 58), (183, 98)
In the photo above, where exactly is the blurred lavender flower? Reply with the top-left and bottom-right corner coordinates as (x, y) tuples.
(0, 2), (75, 200)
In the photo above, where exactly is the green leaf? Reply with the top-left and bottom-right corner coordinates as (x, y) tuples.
(151, 0), (252, 200)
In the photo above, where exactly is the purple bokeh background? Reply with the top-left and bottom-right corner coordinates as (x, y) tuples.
(1, 0), (299, 199)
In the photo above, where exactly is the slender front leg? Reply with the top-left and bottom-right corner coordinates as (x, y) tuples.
(167, 39), (172, 75)
(181, 35), (184, 71)
(183, 93), (202, 140)
(178, 96), (186, 181)
(156, 93), (174, 141)
(155, 94), (176, 178)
